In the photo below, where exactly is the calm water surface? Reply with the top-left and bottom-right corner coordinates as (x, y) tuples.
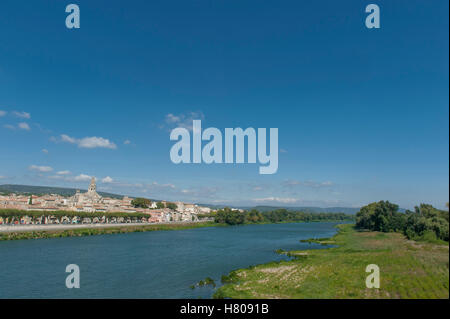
(0, 222), (339, 298)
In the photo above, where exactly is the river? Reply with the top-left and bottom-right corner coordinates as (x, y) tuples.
(0, 222), (340, 298)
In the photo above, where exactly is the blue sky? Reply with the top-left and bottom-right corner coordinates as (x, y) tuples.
(0, 0), (448, 209)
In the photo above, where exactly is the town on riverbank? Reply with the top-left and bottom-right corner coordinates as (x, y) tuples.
(0, 178), (219, 225)
(0, 178), (357, 240)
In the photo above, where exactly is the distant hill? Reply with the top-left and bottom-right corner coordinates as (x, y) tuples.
(196, 203), (361, 214)
(197, 204), (409, 214)
(250, 205), (361, 214)
(0, 184), (126, 199)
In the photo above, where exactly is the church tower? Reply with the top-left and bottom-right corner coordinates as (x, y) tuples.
(88, 177), (97, 194)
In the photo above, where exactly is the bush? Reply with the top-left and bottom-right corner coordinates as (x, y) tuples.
(131, 198), (150, 208)
(356, 201), (449, 242)
(419, 230), (439, 243)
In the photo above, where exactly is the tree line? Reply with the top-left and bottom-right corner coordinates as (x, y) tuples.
(0, 209), (152, 219)
(212, 207), (355, 225)
(356, 201), (449, 242)
(131, 198), (177, 210)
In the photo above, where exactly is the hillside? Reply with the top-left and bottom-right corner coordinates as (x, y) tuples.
(0, 184), (126, 199)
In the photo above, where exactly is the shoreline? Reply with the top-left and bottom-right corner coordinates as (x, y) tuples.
(0, 221), (221, 241)
(0, 220), (208, 233)
(0, 220), (352, 241)
(213, 224), (449, 299)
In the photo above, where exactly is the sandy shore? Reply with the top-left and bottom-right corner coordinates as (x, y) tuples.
(0, 221), (204, 233)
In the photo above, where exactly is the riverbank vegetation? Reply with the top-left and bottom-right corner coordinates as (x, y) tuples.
(214, 223), (449, 299)
(356, 201), (449, 242)
(0, 208), (153, 219)
(212, 208), (354, 225)
(0, 207), (354, 241)
(0, 221), (218, 241)
(130, 198), (177, 210)
(0, 208), (161, 229)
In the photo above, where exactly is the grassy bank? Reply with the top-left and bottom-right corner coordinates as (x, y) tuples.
(0, 222), (221, 241)
(214, 224), (449, 299)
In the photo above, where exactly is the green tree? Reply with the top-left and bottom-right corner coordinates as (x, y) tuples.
(131, 198), (150, 208)
(156, 202), (165, 209)
(356, 201), (400, 232)
(405, 204), (449, 241)
(356, 201), (448, 242)
(166, 202), (177, 210)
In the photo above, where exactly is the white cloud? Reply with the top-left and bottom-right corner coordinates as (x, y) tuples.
(101, 176), (114, 183)
(18, 122), (30, 130)
(123, 140), (131, 145)
(166, 113), (181, 123)
(3, 122), (31, 131)
(59, 134), (117, 149)
(78, 137), (117, 149)
(104, 180), (177, 195)
(61, 134), (77, 144)
(73, 174), (92, 182)
(147, 181), (176, 190)
(0, 110), (6, 117)
(253, 197), (299, 204)
(48, 175), (64, 180)
(303, 180), (334, 188)
(176, 186), (220, 199)
(13, 111), (31, 119)
(163, 111), (204, 131)
(281, 179), (334, 189)
(0, 175), (6, 179)
(42, 149), (49, 154)
(29, 165), (53, 172)
(281, 180), (301, 188)
(48, 172), (93, 182)
(56, 170), (71, 175)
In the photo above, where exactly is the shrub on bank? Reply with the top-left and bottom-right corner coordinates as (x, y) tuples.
(355, 201), (449, 242)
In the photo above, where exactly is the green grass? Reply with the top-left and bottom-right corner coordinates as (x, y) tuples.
(0, 222), (223, 241)
(214, 224), (449, 299)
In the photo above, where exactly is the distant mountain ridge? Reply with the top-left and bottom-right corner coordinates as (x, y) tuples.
(196, 204), (409, 214)
(0, 184), (126, 199)
(250, 205), (361, 214)
(196, 204), (361, 214)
